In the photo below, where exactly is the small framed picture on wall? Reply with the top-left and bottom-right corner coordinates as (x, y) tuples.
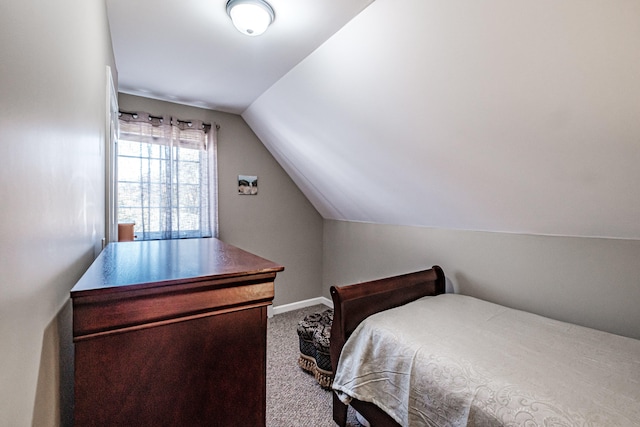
(238, 175), (258, 195)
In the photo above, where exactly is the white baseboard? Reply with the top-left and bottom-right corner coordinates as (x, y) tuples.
(268, 296), (333, 318)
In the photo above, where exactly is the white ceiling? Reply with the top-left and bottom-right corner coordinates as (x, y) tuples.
(106, 0), (374, 114)
(107, 0), (640, 240)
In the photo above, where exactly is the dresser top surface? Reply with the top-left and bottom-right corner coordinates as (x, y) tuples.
(71, 238), (284, 297)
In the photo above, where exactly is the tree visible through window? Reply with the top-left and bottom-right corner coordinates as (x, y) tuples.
(117, 112), (217, 240)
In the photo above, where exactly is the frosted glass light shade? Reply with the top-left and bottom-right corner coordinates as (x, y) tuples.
(226, 0), (275, 37)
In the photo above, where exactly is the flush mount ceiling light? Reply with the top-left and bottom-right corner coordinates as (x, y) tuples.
(226, 0), (275, 37)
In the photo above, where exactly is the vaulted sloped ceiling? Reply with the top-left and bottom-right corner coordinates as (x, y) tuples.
(244, 0), (640, 239)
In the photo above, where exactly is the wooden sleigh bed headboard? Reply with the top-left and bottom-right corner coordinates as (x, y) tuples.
(329, 266), (446, 426)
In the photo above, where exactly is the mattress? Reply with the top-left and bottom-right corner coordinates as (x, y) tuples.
(332, 294), (640, 426)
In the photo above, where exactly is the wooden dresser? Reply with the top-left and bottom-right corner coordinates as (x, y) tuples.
(71, 238), (284, 426)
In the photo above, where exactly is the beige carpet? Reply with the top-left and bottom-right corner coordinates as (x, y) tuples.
(267, 305), (362, 427)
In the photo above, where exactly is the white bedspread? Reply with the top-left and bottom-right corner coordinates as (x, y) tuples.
(332, 294), (640, 426)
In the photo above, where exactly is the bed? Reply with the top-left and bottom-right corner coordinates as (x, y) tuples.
(329, 266), (640, 427)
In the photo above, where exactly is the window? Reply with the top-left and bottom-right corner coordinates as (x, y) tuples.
(116, 112), (218, 241)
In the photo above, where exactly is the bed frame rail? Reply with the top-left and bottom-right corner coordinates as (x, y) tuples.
(329, 266), (445, 426)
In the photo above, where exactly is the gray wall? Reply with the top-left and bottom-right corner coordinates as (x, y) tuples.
(0, 0), (116, 425)
(118, 94), (324, 306)
(323, 220), (640, 340)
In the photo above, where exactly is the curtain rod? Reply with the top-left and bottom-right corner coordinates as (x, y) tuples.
(118, 110), (219, 131)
